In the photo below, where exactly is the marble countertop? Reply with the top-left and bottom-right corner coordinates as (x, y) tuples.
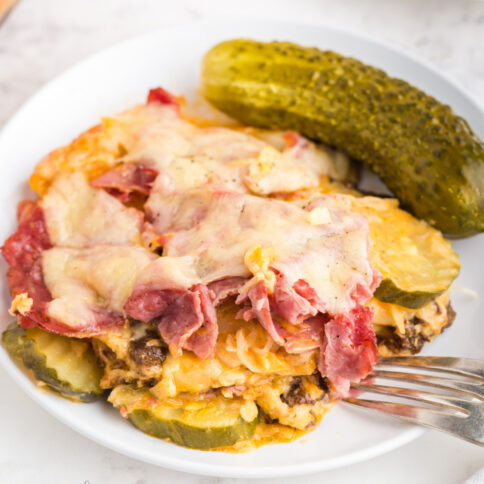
(1, 1), (484, 483)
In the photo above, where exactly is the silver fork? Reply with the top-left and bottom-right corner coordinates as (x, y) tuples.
(344, 356), (484, 446)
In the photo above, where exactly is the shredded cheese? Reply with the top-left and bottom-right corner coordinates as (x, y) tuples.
(306, 207), (332, 226)
(9, 293), (33, 316)
(240, 401), (258, 422)
(242, 245), (276, 294)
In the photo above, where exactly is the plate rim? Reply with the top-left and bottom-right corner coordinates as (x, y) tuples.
(1, 17), (482, 478)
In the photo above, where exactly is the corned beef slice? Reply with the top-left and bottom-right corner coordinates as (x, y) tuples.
(91, 163), (158, 203)
(321, 306), (378, 396)
(147, 87), (181, 109)
(125, 283), (218, 359)
(2, 201), (54, 330)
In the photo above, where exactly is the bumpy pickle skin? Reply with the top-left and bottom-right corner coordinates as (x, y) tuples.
(2, 323), (103, 402)
(202, 39), (484, 237)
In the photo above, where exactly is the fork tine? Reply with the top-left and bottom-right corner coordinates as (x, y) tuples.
(352, 382), (472, 414)
(378, 357), (484, 381)
(370, 369), (484, 400)
(344, 398), (484, 446)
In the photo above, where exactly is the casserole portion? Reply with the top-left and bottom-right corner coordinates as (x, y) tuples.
(2, 88), (459, 451)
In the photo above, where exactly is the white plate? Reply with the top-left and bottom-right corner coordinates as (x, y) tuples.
(0, 19), (482, 478)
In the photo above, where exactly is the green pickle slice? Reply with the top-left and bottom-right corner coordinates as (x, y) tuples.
(109, 385), (259, 449)
(351, 196), (460, 308)
(202, 39), (484, 237)
(2, 323), (103, 402)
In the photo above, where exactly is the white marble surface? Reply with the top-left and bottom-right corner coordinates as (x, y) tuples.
(1, 1), (484, 483)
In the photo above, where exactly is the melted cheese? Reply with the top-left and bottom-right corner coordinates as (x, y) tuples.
(370, 290), (451, 337)
(31, 103), (349, 200)
(42, 246), (156, 328)
(248, 129), (353, 183)
(143, 188), (374, 315)
(114, 104), (339, 196)
(243, 143), (332, 195)
(151, 320), (317, 400)
(41, 172), (142, 247)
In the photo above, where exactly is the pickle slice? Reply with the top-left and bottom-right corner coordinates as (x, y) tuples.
(202, 39), (484, 237)
(109, 385), (259, 449)
(351, 197), (460, 308)
(2, 323), (103, 402)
